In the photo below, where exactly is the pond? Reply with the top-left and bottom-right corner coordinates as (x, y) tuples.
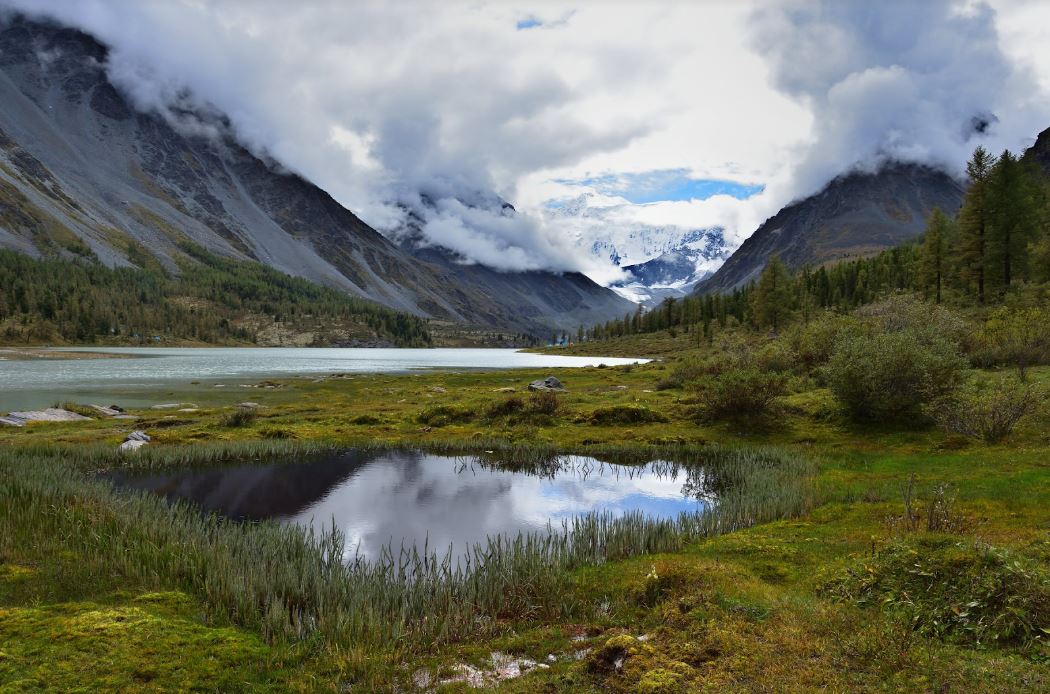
(0, 347), (647, 409)
(109, 449), (714, 559)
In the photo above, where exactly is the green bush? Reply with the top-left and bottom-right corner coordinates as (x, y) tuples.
(927, 378), (1041, 443)
(826, 536), (1050, 648)
(784, 311), (856, 373)
(589, 404), (668, 425)
(349, 414), (382, 425)
(219, 407), (257, 428)
(981, 307), (1050, 380)
(483, 396), (525, 420)
(417, 405), (475, 427)
(694, 367), (788, 421)
(822, 299), (967, 423)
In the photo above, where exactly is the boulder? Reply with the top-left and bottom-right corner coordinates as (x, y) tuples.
(0, 415), (26, 427)
(119, 439), (147, 453)
(528, 376), (567, 393)
(90, 404), (123, 417)
(125, 430), (151, 442)
(236, 402), (260, 409)
(7, 408), (91, 422)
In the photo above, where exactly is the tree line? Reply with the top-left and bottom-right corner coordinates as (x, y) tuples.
(0, 243), (432, 346)
(583, 144), (1049, 341)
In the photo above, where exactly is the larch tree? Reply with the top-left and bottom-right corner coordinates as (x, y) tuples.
(919, 207), (952, 303)
(957, 146), (995, 303)
(750, 255), (793, 333)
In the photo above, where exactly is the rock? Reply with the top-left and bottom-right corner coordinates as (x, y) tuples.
(0, 415), (26, 427)
(494, 387), (516, 393)
(112, 415), (139, 420)
(119, 439), (147, 453)
(429, 386), (447, 393)
(151, 403), (180, 410)
(528, 376), (567, 392)
(177, 408), (198, 413)
(613, 385), (628, 390)
(125, 430), (150, 442)
(90, 404), (122, 417)
(235, 402), (259, 409)
(8, 408), (92, 422)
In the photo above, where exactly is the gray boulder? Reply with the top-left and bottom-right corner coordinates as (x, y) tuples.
(125, 430), (151, 442)
(528, 377), (567, 393)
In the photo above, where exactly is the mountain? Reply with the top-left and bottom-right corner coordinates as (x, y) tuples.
(610, 229), (729, 306)
(0, 16), (630, 336)
(696, 163), (966, 293)
(1022, 126), (1050, 175)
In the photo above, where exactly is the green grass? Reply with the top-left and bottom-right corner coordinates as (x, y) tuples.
(1, 353), (1048, 690)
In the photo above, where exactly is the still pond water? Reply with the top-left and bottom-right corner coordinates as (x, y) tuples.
(111, 450), (712, 559)
(0, 347), (646, 409)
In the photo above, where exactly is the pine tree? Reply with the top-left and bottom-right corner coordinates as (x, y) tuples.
(750, 256), (793, 333)
(919, 208), (951, 303)
(986, 150), (1038, 292)
(957, 146), (995, 303)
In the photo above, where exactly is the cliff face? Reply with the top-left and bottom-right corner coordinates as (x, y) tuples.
(0, 16), (630, 334)
(697, 163), (966, 293)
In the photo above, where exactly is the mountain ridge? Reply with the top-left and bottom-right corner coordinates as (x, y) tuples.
(696, 162), (966, 293)
(0, 15), (631, 336)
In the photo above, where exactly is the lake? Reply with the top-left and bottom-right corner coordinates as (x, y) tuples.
(0, 347), (646, 410)
(109, 450), (712, 559)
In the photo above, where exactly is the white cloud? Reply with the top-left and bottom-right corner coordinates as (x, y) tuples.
(2, 0), (1048, 282)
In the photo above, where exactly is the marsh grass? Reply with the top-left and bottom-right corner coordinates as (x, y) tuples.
(0, 442), (812, 650)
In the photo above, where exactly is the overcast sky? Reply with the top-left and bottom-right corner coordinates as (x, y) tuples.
(4, 0), (1050, 283)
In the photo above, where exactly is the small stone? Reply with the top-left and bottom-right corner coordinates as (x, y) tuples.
(494, 387), (516, 393)
(236, 402), (260, 409)
(429, 386), (447, 393)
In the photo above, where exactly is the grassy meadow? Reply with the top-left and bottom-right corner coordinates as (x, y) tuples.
(1, 310), (1049, 691)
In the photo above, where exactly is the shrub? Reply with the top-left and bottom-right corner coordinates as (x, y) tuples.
(694, 367), (787, 421)
(349, 414), (382, 425)
(981, 307), (1050, 381)
(483, 396), (525, 420)
(654, 359), (708, 390)
(589, 404), (668, 425)
(784, 311), (856, 373)
(219, 407), (257, 428)
(825, 536), (1050, 648)
(417, 405), (475, 427)
(526, 390), (560, 416)
(259, 427), (296, 440)
(927, 379), (1041, 443)
(824, 329), (965, 422)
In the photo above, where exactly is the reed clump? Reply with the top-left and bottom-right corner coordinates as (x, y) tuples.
(0, 443), (812, 651)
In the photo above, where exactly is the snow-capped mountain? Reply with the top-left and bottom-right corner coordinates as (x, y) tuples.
(545, 193), (729, 305)
(611, 229), (729, 306)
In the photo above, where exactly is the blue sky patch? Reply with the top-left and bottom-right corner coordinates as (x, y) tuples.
(555, 168), (764, 204)
(516, 17), (543, 30)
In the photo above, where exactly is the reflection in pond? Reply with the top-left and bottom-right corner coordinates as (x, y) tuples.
(110, 450), (716, 558)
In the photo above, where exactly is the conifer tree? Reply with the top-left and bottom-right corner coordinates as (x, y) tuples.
(750, 255), (793, 333)
(919, 208), (951, 303)
(957, 146), (995, 302)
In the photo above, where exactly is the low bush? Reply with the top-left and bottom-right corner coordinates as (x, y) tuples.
(825, 536), (1050, 648)
(219, 407), (257, 428)
(694, 367), (788, 421)
(349, 414), (382, 425)
(526, 390), (560, 416)
(784, 311), (856, 373)
(927, 379), (1041, 443)
(483, 396), (525, 420)
(824, 329), (965, 422)
(981, 307), (1050, 381)
(589, 404), (669, 425)
(417, 405), (475, 427)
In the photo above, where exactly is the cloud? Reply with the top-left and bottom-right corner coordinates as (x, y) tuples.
(1, 0), (1048, 284)
(748, 0), (1050, 201)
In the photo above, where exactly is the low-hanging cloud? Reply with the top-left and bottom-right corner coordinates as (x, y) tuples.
(749, 0), (1050, 203)
(1, 1), (1048, 283)
(0, 0), (651, 273)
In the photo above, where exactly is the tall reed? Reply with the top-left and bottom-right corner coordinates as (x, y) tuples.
(0, 443), (812, 649)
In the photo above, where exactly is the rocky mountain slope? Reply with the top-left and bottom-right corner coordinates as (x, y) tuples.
(0, 16), (630, 335)
(1023, 126), (1050, 175)
(696, 163), (966, 293)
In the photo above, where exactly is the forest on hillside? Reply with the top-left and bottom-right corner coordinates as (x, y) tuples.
(584, 145), (1050, 342)
(0, 243), (432, 347)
